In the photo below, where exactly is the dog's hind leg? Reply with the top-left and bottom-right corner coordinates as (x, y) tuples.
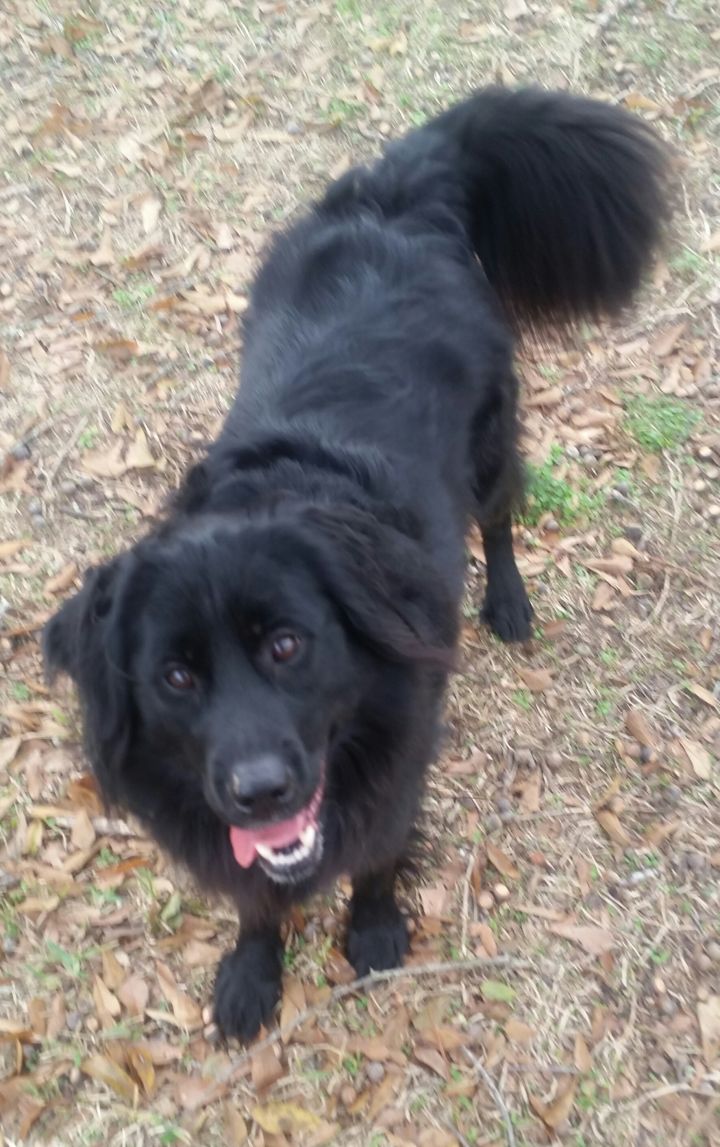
(470, 373), (533, 643)
(346, 863), (409, 976)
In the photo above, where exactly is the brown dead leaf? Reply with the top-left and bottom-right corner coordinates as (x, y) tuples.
(505, 1017), (535, 1045)
(414, 1044), (449, 1080)
(156, 962), (202, 1028)
(125, 1045), (156, 1096)
(475, 922), (498, 957)
(530, 1077), (577, 1131)
(625, 708), (658, 748)
(595, 809), (632, 847)
(182, 939), (222, 968)
(679, 738), (713, 780)
(139, 1038), (182, 1065)
(419, 885), (451, 917)
(585, 556), (634, 577)
(89, 229), (115, 268)
(82, 440), (127, 478)
(252, 1102), (324, 1134)
(71, 807), (96, 850)
(46, 994), (66, 1039)
(125, 428), (155, 470)
(697, 996), (720, 1068)
(517, 666), (552, 692)
(44, 561), (78, 596)
(0, 736), (22, 771)
(101, 949), (125, 992)
(224, 1104), (249, 1146)
(251, 1044), (284, 1092)
(685, 682), (720, 712)
(591, 581), (616, 611)
(92, 976), (121, 1026)
(652, 322), (686, 357)
(574, 1033), (593, 1073)
(118, 975), (149, 1017)
(515, 771), (541, 813)
(486, 842), (520, 880)
(0, 538), (29, 560)
(82, 1054), (137, 1103)
(549, 921), (615, 956)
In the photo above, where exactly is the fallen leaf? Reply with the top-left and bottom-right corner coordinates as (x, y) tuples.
(0, 538), (29, 560)
(684, 682), (720, 712)
(625, 709), (658, 748)
(252, 1102), (323, 1134)
(591, 581), (616, 611)
(414, 1044), (449, 1080)
(0, 1018), (34, 1041)
(595, 808), (632, 847)
(697, 996), (720, 1068)
(46, 994), (66, 1039)
(0, 736), (22, 770)
(419, 885), (451, 917)
(125, 1045), (156, 1096)
(44, 561), (78, 595)
(251, 1044), (284, 1092)
(679, 738), (712, 780)
(101, 949), (125, 992)
(89, 229), (115, 268)
(475, 922), (497, 957)
(481, 979), (516, 1004)
(515, 771), (541, 812)
(93, 976), (121, 1025)
(517, 666), (552, 692)
(82, 440), (127, 478)
(125, 428), (155, 470)
(652, 322), (686, 357)
(505, 0), (529, 19)
(156, 962), (202, 1028)
(505, 1017), (535, 1044)
(574, 1033), (593, 1073)
(486, 842), (520, 880)
(138, 1038), (181, 1065)
(71, 807), (96, 850)
(182, 939), (223, 968)
(549, 921), (615, 956)
(224, 1104), (249, 1146)
(82, 1054), (137, 1103)
(531, 1077), (577, 1131)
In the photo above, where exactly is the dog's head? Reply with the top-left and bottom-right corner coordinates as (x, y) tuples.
(44, 504), (455, 885)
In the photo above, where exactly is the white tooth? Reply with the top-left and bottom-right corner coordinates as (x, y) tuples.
(300, 825), (316, 849)
(256, 844), (277, 863)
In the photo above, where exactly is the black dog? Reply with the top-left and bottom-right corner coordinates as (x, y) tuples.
(45, 87), (668, 1040)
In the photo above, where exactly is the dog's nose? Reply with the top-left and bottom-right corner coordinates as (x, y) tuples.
(228, 755), (294, 819)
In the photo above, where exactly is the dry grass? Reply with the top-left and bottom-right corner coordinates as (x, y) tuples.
(1, 0), (719, 1144)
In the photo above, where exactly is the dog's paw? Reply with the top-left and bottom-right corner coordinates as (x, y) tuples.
(346, 894), (409, 977)
(213, 941), (282, 1043)
(482, 584), (534, 643)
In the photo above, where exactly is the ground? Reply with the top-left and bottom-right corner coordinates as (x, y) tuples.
(0, 1), (719, 1145)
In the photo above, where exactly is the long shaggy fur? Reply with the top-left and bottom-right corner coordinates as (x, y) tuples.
(45, 86), (669, 1040)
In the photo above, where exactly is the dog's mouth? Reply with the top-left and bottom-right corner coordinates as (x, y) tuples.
(228, 771), (325, 884)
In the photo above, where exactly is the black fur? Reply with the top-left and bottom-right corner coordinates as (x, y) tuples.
(44, 87), (668, 1041)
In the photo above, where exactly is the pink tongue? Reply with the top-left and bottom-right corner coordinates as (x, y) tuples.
(229, 810), (307, 868)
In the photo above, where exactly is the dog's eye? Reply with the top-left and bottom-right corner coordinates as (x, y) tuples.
(269, 632), (301, 664)
(164, 665), (195, 691)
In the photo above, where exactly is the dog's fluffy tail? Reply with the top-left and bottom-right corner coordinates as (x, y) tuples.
(424, 87), (670, 328)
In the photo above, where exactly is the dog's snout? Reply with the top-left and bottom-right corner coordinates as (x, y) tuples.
(227, 754), (295, 819)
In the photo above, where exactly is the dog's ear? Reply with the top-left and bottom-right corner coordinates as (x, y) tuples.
(43, 557), (137, 804)
(302, 506), (457, 665)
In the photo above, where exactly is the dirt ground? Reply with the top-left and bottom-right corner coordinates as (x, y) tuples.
(1, 1), (719, 1144)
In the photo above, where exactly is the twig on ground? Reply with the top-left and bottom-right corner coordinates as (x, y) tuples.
(44, 414), (90, 494)
(463, 1046), (517, 1147)
(438, 1115), (475, 1147)
(196, 954), (531, 1105)
(460, 846), (478, 957)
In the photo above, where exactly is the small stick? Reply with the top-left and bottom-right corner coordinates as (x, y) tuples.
(195, 954), (530, 1105)
(464, 1046), (517, 1147)
(44, 414), (90, 493)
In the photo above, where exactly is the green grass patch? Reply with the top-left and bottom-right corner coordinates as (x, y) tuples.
(521, 446), (605, 527)
(624, 394), (699, 453)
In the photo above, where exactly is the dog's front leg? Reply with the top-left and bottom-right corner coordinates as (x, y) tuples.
(213, 921), (283, 1042)
(346, 864), (409, 977)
